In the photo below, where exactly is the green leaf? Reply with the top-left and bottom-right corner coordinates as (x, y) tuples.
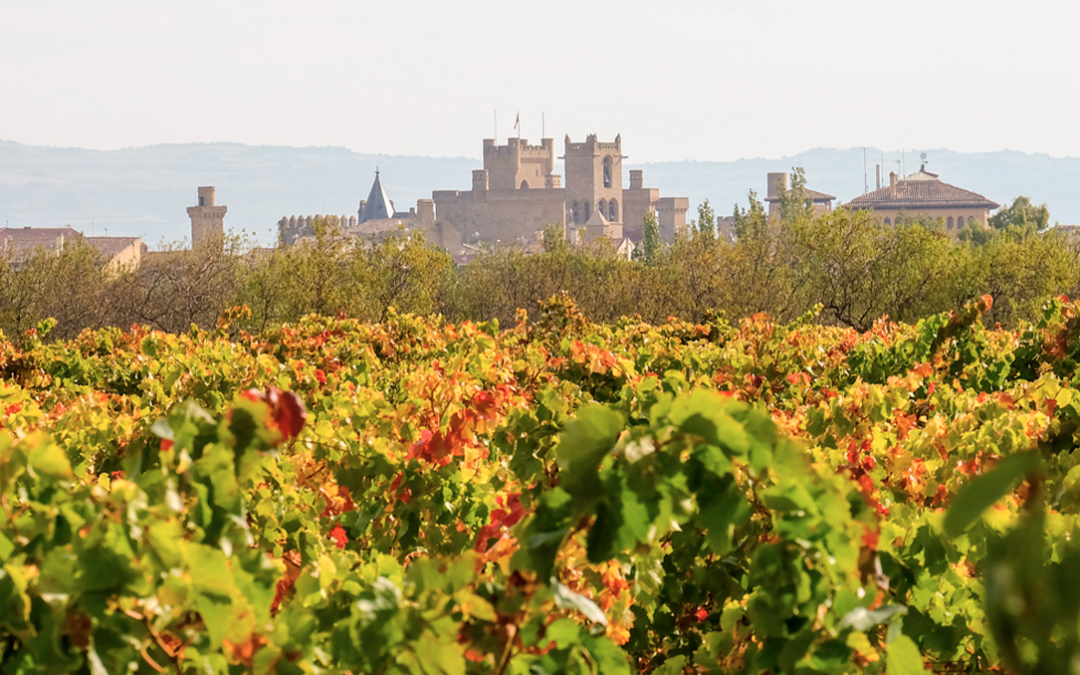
(652, 654), (688, 675)
(944, 452), (1040, 537)
(669, 390), (749, 456)
(552, 580), (607, 625)
(27, 437), (72, 480)
(886, 635), (930, 675)
(183, 543), (239, 596)
(544, 618), (581, 648)
(554, 404), (624, 497)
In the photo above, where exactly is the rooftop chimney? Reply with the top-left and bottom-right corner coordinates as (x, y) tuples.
(767, 172), (788, 200)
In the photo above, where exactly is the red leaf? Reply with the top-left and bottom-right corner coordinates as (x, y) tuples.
(329, 524), (348, 549)
(244, 388), (307, 440)
(271, 390), (307, 440)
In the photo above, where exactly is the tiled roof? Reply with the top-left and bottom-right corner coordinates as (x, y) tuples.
(83, 236), (140, 259)
(3, 239), (58, 259)
(764, 188), (835, 203)
(846, 177), (999, 211)
(0, 226), (80, 241)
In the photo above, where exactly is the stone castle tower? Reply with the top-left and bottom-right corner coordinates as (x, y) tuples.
(187, 186), (227, 246)
(563, 134), (624, 239)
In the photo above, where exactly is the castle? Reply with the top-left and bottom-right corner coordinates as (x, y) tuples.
(278, 134), (689, 251)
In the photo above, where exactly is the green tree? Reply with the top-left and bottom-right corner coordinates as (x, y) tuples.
(792, 209), (957, 330)
(633, 210), (662, 266)
(541, 223), (568, 253)
(989, 195), (1051, 233)
(693, 199), (716, 244)
(777, 166), (815, 224)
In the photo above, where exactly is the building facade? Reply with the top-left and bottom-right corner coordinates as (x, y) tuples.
(844, 167), (999, 231)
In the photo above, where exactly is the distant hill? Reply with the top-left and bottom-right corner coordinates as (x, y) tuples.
(2, 141), (1078, 247)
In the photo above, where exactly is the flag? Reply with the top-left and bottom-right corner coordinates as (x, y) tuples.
(514, 113), (519, 130)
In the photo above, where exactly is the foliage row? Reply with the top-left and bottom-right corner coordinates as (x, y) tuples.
(3, 295), (1080, 673)
(0, 188), (1074, 341)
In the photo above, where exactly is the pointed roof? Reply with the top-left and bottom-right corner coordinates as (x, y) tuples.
(845, 169), (999, 211)
(585, 207), (610, 228)
(358, 170), (395, 223)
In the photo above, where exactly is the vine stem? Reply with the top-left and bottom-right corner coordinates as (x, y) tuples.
(494, 624), (517, 675)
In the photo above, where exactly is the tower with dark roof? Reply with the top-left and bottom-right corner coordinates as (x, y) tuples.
(358, 170), (395, 224)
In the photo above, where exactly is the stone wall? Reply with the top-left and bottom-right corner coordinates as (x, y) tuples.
(433, 187), (566, 244)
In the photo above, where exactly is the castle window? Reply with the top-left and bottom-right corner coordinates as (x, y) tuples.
(572, 201), (580, 224)
(609, 199), (618, 222)
(947, 217), (954, 229)
(521, 180), (529, 190)
(583, 201), (591, 223)
(199, 196), (205, 207)
(598, 199), (607, 219)
(884, 217), (892, 226)
(603, 156), (613, 189)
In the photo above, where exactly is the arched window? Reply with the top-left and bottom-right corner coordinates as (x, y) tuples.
(609, 199), (618, 222)
(520, 180), (529, 190)
(598, 199), (607, 219)
(572, 201), (580, 224)
(947, 217), (954, 229)
(603, 156), (613, 189)
(884, 217), (892, 226)
(583, 201), (591, 223)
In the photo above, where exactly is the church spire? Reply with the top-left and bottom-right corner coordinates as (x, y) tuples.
(359, 169), (395, 223)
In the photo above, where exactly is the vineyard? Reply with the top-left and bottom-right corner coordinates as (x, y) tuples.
(2, 294), (1080, 674)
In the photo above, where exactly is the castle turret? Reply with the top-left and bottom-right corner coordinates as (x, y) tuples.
(187, 186), (227, 247)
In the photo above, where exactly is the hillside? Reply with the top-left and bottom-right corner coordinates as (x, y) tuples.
(2, 141), (1078, 247)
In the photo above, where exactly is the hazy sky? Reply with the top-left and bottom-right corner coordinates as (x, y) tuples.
(3, 0), (1078, 162)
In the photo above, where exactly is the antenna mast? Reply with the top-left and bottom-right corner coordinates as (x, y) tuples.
(863, 147), (868, 194)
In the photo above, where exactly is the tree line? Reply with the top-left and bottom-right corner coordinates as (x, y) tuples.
(0, 177), (1075, 340)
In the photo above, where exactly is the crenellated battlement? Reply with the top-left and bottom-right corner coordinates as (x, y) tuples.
(563, 134), (621, 154)
(483, 138), (555, 158)
(277, 214), (358, 245)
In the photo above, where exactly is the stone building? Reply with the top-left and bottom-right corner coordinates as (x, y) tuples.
(186, 186), (227, 246)
(764, 172), (835, 219)
(845, 166), (999, 231)
(433, 135), (688, 245)
(277, 133), (689, 252)
(0, 226), (144, 271)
